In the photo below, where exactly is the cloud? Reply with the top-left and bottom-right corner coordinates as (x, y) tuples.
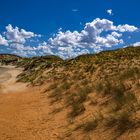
(8, 43), (36, 57)
(48, 18), (138, 58)
(9, 43), (36, 51)
(107, 9), (113, 16)
(0, 18), (139, 59)
(8, 41), (53, 57)
(72, 9), (79, 12)
(95, 31), (123, 47)
(5, 24), (39, 44)
(132, 42), (140, 47)
(116, 24), (138, 32)
(111, 32), (122, 38)
(37, 42), (53, 55)
(95, 35), (123, 47)
(0, 24), (41, 57)
(0, 35), (8, 46)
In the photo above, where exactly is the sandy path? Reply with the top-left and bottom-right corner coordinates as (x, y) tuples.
(0, 65), (28, 94)
(0, 65), (68, 140)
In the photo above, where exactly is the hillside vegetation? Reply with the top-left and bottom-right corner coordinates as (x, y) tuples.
(0, 46), (140, 139)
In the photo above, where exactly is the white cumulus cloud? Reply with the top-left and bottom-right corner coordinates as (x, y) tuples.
(0, 18), (139, 59)
(48, 18), (138, 58)
(111, 31), (122, 38)
(5, 24), (39, 44)
(116, 24), (138, 32)
(107, 9), (113, 16)
(0, 35), (8, 46)
(132, 42), (140, 47)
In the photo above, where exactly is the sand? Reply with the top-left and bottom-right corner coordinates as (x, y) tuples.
(0, 65), (67, 140)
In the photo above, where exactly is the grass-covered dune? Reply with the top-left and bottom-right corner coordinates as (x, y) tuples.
(1, 46), (140, 139)
(0, 54), (21, 64)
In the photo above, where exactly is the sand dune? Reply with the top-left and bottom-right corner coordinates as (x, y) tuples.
(0, 63), (140, 140)
(0, 65), (27, 94)
(0, 66), (68, 140)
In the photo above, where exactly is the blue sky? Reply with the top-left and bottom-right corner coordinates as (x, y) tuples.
(0, 0), (140, 58)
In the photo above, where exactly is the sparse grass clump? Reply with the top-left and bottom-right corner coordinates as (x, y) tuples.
(48, 83), (58, 91)
(76, 85), (93, 103)
(83, 119), (98, 132)
(75, 112), (104, 132)
(95, 80), (113, 95)
(48, 87), (64, 103)
(76, 118), (98, 132)
(116, 111), (136, 134)
(93, 76), (139, 137)
(84, 64), (95, 73)
(70, 102), (85, 118)
(67, 92), (85, 118)
(60, 82), (72, 91)
(105, 109), (137, 137)
(67, 85), (93, 118)
(120, 67), (140, 80)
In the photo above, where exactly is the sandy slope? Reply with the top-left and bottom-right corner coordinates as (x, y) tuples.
(0, 65), (139, 140)
(0, 65), (68, 140)
(0, 65), (28, 94)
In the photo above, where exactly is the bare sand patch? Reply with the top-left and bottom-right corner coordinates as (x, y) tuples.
(0, 65), (68, 140)
(0, 65), (27, 94)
